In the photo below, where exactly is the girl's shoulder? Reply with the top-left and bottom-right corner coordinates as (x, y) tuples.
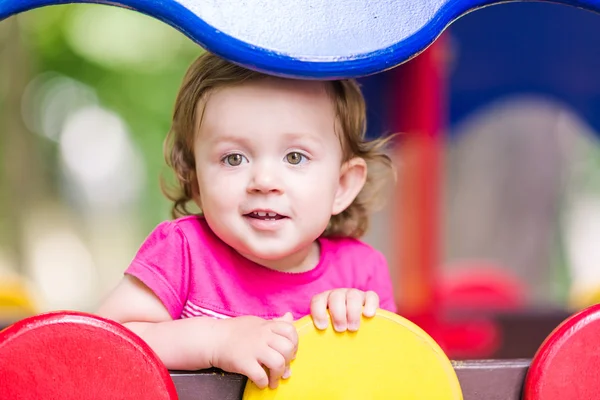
(317, 236), (390, 289)
(169, 215), (212, 237)
(154, 215), (221, 248)
(169, 215), (210, 231)
(320, 236), (385, 264)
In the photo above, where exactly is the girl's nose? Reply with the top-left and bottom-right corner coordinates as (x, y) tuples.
(247, 162), (283, 194)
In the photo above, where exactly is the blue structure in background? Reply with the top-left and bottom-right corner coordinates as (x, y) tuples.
(2, 0), (600, 139)
(448, 2), (600, 138)
(360, 2), (600, 140)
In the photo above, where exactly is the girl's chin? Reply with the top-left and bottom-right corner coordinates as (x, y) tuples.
(238, 243), (319, 270)
(241, 249), (295, 262)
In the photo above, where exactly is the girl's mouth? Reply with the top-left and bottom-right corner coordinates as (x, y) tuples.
(245, 211), (287, 221)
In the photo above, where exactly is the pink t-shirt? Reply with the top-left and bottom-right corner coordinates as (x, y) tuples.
(126, 216), (396, 320)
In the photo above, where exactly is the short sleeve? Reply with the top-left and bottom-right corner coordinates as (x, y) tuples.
(368, 251), (397, 313)
(125, 221), (191, 319)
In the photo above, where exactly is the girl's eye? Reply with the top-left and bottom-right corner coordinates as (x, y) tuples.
(285, 152), (307, 165)
(222, 153), (247, 166)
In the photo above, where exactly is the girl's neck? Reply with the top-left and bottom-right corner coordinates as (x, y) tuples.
(242, 241), (321, 273)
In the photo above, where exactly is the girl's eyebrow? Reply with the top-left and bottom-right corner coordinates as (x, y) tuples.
(209, 134), (252, 146)
(281, 131), (323, 145)
(211, 131), (322, 145)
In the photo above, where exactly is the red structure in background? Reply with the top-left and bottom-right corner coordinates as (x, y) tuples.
(389, 36), (528, 358)
(391, 35), (447, 339)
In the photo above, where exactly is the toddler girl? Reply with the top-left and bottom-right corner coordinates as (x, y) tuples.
(98, 52), (396, 390)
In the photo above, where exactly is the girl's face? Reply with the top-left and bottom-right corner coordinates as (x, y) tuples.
(193, 78), (365, 272)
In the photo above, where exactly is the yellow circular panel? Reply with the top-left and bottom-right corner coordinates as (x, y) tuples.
(243, 309), (462, 399)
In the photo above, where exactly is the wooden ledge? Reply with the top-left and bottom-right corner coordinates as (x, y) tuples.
(171, 359), (531, 400)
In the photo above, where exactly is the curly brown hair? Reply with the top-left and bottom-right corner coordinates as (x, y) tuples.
(162, 52), (395, 238)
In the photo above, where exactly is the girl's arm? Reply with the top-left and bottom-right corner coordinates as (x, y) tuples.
(97, 275), (217, 370)
(97, 275), (298, 389)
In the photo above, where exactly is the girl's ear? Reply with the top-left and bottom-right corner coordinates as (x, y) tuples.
(332, 157), (367, 215)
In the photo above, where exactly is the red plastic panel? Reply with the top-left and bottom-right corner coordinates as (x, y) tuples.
(439, 263), (527, 312)
(0, 311), (177, 400)
(437, 263), (527, 359)
(524, 304), (600, 400)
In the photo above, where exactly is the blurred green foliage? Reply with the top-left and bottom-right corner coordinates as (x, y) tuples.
(17, 4), (202, 229)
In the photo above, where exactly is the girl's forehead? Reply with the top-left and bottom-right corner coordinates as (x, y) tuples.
(200, 79), (336, 126)
(193, 82), (342, 150)
(207, 77), (333, 106)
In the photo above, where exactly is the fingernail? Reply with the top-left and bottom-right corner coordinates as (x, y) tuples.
(334, 323), (347, 332)
(282, 367), (291, 379)
(364, 309), (375, 317)
(348, 323), (359, 331)
(314, 319), (328, 330)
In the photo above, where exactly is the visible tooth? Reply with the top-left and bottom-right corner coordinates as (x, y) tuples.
(257, 211), (267, 217)
(267, 212), (276, 217)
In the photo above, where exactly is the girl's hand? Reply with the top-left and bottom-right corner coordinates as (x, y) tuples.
(310, 289), (379, 332)
(210, 313), (297, 390)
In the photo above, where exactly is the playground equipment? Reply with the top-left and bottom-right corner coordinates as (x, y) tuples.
(0, 311), (464, 399)
(0, 312), (179, 400)
(243, 310), (462, 399)
(2, 0), (600, 398)
(1, 307), (600, 399)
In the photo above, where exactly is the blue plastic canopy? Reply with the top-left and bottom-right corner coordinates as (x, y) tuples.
(2, 0), (600, 79)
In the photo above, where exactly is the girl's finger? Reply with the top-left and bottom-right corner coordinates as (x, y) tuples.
(310, 291), (331, 330)
(327, 289), (349, 332)
(363, 290), (379, 317)
(268, 332), (297, 362)
(346, 289), (366, 331)
(244, 361), (269, 389)
(258, 349), (287, 389)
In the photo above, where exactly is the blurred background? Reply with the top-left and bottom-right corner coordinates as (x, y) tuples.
(0, 4), (200, 314)
(2, 2), (600, 359)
